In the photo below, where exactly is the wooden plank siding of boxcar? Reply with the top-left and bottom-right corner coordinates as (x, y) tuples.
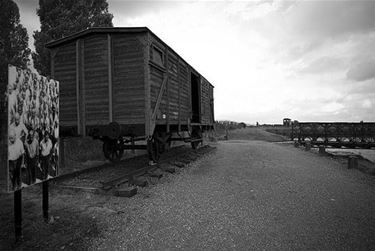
(167, 53), (179, 122)
(83, 34), (109, 126)
(149, 36), (193, 128)
(209, 84), (214, 123)
(200, 78), (210, 125)
(178, 60), (190, 124)
(53, 42), (77, 126)
(112, 34), (146, 124)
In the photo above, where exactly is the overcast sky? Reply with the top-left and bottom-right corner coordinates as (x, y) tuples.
(15, 0), (375, 124)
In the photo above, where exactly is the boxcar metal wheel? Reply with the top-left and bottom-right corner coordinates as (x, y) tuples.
(191, 127), (202, 149)
(103, 140), (124, 163)
(191, 140), (199, 149)
(154, 132), (170, 154)
(147, 138), (160, 162)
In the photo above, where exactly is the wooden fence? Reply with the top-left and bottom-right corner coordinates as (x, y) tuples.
(291, 122), (375, 148)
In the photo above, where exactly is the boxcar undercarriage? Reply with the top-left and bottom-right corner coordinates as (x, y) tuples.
(88, 122), (213, 162)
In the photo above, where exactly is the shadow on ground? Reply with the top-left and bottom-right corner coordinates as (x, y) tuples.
(0, 186), (101, 250)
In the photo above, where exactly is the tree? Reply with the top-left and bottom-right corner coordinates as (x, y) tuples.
(0, 0), (30, 162)
(32, 0), (114, 76)
(0, 0), (31, 76)
(0, 0), (30, 110)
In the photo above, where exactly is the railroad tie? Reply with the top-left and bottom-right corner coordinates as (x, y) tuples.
(113, 187), (137, 197)
(147, 168), (163, 179)
(129, 176), (148, 187)
(170, 161), (186, 168)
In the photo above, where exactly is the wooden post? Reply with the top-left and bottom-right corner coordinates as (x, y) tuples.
(348, 156), (358, 169)
(291, 123), (294, 141)
(42, 181), (49, 222)
(107, 34), (113, 123)
(318, 146), (326, 154)
(14, 189), (22, 242)
(305, 141), (311, 151)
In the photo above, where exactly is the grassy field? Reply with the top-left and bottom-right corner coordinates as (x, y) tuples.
(219, 127), (289, 142)
(263, 126), (292, 139)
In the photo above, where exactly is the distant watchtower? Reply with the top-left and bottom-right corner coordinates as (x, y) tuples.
(283, 118), (291, 127)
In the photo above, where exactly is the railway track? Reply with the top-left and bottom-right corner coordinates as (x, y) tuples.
(53, 144), (215, 197)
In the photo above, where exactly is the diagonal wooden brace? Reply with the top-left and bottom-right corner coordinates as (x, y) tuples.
(149, 74), (168, 135)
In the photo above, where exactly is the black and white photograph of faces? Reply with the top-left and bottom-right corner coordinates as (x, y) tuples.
(7, 65), (59, 191)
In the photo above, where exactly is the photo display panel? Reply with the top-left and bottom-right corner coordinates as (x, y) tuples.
(6, 65), (59, 192)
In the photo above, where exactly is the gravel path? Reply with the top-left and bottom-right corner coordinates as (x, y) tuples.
(86, 140), (375, 250)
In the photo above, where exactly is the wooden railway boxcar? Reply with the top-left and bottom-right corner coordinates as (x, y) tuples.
(46, 27), (214, 162)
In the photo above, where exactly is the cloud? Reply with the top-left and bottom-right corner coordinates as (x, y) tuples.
(298, 56), (346, 74)
(287, 1), (375, 39)
(110, 0), (176, 21)
(347, 56), (375, 82)
(15, 0), (375, 123)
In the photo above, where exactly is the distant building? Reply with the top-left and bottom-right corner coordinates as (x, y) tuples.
(238, 122), (246, 128)
(283, 118), (292, 127)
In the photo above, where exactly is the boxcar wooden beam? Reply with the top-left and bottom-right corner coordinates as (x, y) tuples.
(165, 48), (170, 133)
(75, 39), (81, 135)
(144, 33), (152, 137)
(80, 40), (86, 136)
(177, 58), (181, 132)
(107, 34), (113, 123)
(50, 49), (57, 78)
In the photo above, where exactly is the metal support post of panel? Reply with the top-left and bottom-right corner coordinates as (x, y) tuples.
(14, 189), (22, 242)
(42, 181), (49, 222)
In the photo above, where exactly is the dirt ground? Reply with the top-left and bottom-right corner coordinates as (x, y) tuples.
(0, 143), (216, 250)
(1, 127), (375, 250)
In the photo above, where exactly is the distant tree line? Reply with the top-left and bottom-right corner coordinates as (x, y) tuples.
(215, 120), (247, 130)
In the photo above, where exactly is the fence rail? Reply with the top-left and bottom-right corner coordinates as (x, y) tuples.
(291, 122), (375, 148)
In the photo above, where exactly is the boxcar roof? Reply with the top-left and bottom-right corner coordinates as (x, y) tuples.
(45, 27), (214, 88)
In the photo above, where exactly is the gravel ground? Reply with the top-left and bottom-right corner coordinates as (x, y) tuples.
(80, 140), (375, 250)
(2, 129), (375, 250)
